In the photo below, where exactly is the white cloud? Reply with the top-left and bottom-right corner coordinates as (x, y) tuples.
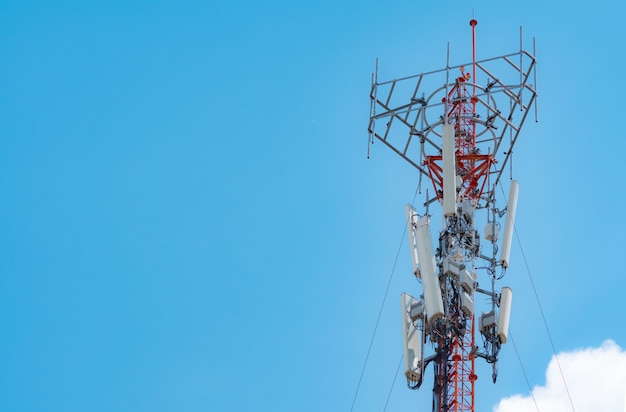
(494, 340), (626, 412)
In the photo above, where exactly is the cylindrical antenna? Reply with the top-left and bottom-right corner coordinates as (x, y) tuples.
(534, 37), (539, 123)
(519, 26), (524, 112)
(442, 124), (457, 217)
(470, 19), (477, 92)
(368, 58), (379, 159)
(405, 204), (421, 278)
(374, 58), (378, 122)
(368, 72), (374, 158)
(509, 100), (513, 179)
(418, 92), (425, 194)
(470, 19), (478, 141)
(445, 42), (450, 124)
(375, 57), (379, 84)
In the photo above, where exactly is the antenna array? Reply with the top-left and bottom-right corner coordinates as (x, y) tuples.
(368, 20), (537, 412)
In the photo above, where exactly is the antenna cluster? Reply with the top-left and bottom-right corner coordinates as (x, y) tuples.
(368, 20), (537, 412)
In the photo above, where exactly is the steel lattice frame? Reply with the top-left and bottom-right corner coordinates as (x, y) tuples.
(368, 45), (537, 210)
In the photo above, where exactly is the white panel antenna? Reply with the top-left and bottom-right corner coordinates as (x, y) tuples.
(497, 287), (513, 344)
(401, 293), (424, 382)
(414, 216), (445, 325)
(460, 291), (474, 316)
(442, 124), (457, 217)
(459, 269), (477, 293)
(500, 181), (519, 268)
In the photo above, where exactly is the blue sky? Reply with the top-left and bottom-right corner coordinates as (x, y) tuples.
(1, 1), (625, 411)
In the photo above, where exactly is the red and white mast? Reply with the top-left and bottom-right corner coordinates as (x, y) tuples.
(370, 19), (537, 412)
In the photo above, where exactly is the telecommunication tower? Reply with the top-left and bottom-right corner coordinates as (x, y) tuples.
(368, 20), (537, 412)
